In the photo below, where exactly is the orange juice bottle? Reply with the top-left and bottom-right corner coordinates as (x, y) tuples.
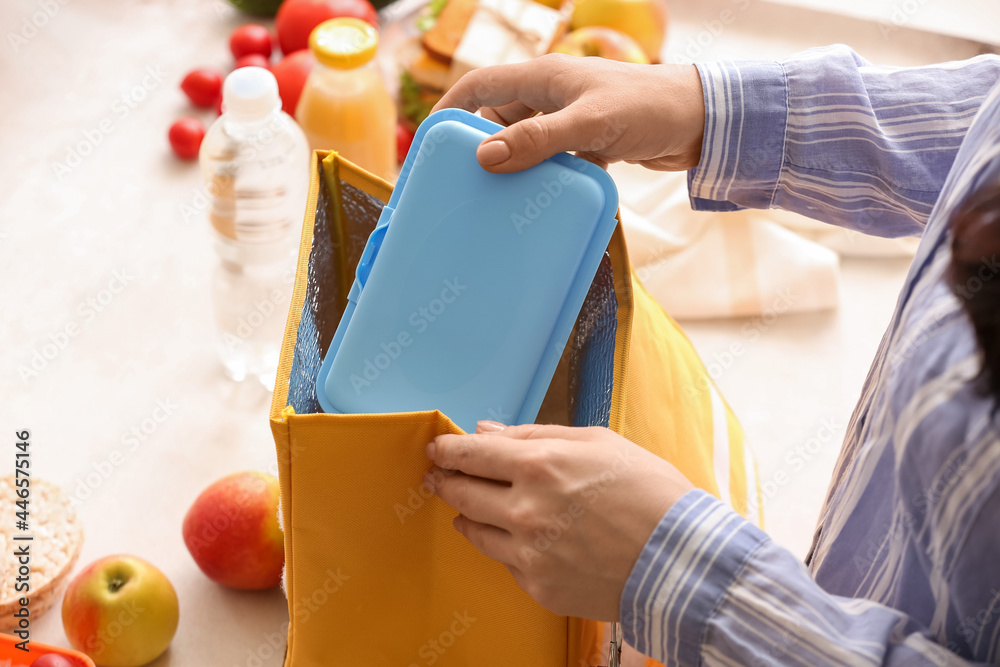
(295, 18), (397, 181)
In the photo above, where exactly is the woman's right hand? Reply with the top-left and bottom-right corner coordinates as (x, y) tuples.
(432, 54), (706, 174)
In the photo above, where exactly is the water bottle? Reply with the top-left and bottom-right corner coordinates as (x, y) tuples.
(199, 67), (310, 390)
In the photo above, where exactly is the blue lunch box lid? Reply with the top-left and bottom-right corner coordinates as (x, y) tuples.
(315, 108), (620, 432)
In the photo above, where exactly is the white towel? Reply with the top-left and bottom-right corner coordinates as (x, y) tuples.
(609, 163), (916, 320)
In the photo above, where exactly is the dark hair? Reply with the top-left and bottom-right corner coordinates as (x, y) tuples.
(948, 181), (1000, 400)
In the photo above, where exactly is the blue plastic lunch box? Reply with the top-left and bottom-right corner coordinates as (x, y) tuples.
(315, 109), (619, 432)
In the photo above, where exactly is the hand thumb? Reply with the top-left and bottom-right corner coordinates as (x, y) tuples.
(477, 110), (587, 173)
(475, 420), (507, 433)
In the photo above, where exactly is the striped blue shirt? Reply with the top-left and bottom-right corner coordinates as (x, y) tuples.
(622, 45), (1000, 665)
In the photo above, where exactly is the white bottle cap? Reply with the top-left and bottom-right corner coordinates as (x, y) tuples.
(222, 67), (281, 121)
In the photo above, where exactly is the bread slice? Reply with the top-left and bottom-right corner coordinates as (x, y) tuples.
(421, 0), (478, 64)
(0, 477), (84, 630)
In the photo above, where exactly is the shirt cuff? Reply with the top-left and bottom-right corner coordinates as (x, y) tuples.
(620, 489), (768, 667)
(688, 60), (789, 212)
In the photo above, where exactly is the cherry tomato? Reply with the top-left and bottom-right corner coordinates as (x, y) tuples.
(270, 50), (315, 115)
(230, 24), (273, 60)
(396, 122), (415, 165)
(180, 68), (223, 109)
(169, 118), (205, 160)
(275, 0), (378, 56)
(234, 54), (271, 70)
(30, 655), (76, 667)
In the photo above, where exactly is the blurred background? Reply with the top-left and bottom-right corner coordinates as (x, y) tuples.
(1, 0), (998, 663)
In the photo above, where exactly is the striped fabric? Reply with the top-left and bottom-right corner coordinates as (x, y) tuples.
(623, 46), (1000, 665)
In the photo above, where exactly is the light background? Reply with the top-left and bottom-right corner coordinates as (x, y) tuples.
(0, 0), (995, 662)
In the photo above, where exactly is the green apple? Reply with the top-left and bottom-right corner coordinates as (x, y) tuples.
(61, 555), (179, 667)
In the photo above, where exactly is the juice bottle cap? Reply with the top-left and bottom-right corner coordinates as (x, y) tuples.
(223, 66), (282, 121)
(308, 18), (378, 70)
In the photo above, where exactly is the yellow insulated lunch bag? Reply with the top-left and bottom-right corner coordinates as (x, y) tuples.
(269, 151), (761, 667)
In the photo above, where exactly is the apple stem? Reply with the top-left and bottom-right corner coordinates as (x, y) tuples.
(109, 577), (126, 593)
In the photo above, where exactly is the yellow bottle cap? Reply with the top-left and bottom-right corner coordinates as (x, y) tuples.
(309, 18), (379, 70)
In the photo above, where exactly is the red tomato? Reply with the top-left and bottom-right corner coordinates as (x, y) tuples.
(270, 50), (315, 115)
(30, 655), (76, 667)
(234, 54), (271, 70)
(275, 0), (378, 56)
(180, 68), (223, 109)
(230, 24), (273, 60)
(396, 122), (415, 165)
(169, 118), (205, 160)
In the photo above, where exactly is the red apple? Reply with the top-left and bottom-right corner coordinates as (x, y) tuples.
(61, 555), (179, 667)
(551, 26), (650, 64)
(183, 471), (284, 590)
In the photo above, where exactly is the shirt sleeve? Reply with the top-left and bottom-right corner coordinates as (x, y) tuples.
(620, 489), (995, 667)
(687, 45), (1000, 238)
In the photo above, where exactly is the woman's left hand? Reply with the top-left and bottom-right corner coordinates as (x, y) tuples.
(423, 421), (694, 621)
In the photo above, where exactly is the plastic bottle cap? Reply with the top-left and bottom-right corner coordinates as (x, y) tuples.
(308, 18), (378, 70)
(222, 66), (282, 121)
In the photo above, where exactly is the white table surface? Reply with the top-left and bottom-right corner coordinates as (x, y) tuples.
(0, 0), (987, 662)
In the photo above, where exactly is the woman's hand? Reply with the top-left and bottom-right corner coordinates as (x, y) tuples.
(423, 421), (694, 621)
(432, 54), (706, 173)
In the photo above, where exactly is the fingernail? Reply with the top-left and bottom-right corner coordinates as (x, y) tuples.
(478, 140), (511, 166)
(476, 420), (506, 433)
(425, 441), (436, 459)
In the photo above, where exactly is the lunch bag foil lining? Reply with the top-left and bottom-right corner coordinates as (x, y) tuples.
(285, 168), (616, 429)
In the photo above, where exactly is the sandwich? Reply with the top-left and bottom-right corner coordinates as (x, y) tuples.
(399, 0), (478, 127)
